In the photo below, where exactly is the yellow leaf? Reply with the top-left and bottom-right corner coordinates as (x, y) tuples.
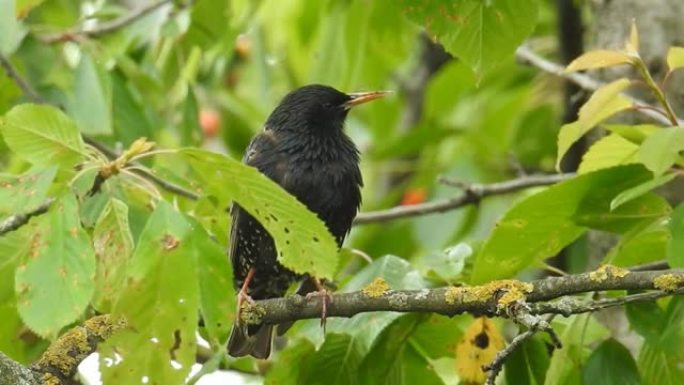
(667, 47), (684, 72)
(578, 134), (639, 174)
(455, 317), (505, 385)
(565, 50), (634, 72)
(625, 19), (640, 56)
(556, 78), (633, 170)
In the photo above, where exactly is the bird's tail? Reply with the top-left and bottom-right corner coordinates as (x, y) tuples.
(227, 322), (273, 359)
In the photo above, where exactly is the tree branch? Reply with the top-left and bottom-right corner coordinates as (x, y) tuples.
(0, 54), (46, 104)
(40, 0), (174, 43)
(515, 45), (684, 126)
(0, 198), (55, 236)
(31, 315), (126, 384)
(354, 173), (573, 224)
(241, 267), (684, 325)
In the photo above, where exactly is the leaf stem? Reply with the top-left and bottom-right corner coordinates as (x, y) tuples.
(634, 58), (680, 126)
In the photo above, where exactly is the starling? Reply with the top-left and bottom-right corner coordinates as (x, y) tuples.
(227, 84), (387, 358)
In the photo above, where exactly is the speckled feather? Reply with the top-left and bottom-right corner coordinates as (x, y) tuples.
(228, 85), (363, 358)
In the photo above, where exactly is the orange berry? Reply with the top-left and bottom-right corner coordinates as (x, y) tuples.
(401, 188), (427, 206)
(199, 108), (221, 137)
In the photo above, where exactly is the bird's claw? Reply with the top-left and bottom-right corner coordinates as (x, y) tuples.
(306, 289), (332, 332)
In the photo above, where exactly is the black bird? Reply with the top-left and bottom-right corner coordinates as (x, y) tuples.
(227, 84), (386, 358)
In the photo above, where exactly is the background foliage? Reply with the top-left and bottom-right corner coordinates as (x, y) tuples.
(1, 0), (683, 384)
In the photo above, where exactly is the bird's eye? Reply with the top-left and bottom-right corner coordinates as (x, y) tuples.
(322, 102), (333, 109)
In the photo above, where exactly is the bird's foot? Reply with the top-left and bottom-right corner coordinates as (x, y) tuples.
(235, 268), (256, 325)
(305, 286), (333, 332)
(235, 290), (256, 325)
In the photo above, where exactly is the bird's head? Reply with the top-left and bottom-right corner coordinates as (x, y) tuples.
(265, 84), (387, 134)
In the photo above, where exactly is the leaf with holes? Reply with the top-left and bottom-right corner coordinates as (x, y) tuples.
(181, 148), (339, 280)
(0, 166), (57, 215)
(100, 201), (198, 385)
(14, 192), (95, 337)
(0, 104), (87, 168)
(556, 79), (632, 170)
(91, 198), (134, 313)
(400, 0), (538, 75)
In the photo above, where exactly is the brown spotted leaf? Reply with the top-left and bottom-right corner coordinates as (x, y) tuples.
(14, 191), (95, 338)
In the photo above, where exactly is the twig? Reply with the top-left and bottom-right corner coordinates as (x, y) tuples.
(0, 198), (55, 236)
(515, 45), (684, 127)
(628, 259), (669, 271)
(529, 287), (684, 315)
(0, 54), (45, 104)
(354, 173), (573, 224)
(483, 314), (558, 385)
(40, 0), (174, 43)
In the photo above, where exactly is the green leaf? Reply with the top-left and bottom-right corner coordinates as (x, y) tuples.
(608, 222), (669, 267)
(556, 79), (632, 170)
(504, 335), (550, 385)
(0, 230), (37, 362)
(638, 127), (684, 176)
(359, 314), (424, 384)
(0, 0), (27, 55)
(472, 165), (651, 283)
(582, 339), (641, 385)
(0, 167), (57, 215)
(416, 243), (470, 284)
(101, 201), (198, 385)
(638, 298), (684, 385)
(668, 203), (684, 267)
(69, 52), (112, 135)
(400, 0), (538, 75)
(193, 217), (235, 345)
(359, 314), (444, 385)
(300, 333), (365, 385)
(605, 124), (660, 144)
(573, 192), (670, 234)
(181, 148), (339, 280)
(610, 173), (676, 210)
(0, 104), (86, 168)
(666, 46), (684, 72)
(544, 315), (609, 385)
(626, 301), (665, 343)
(91, 198), (133, 313)
(265, 339), (316, 385)
(577, 134), (639, 174)
(112, 71), (153, 145)
(297, 255), (426, 354)
(639, 343), (684, 385)
(15, 0), (47, 18)
(411, 314), (465, 359)
(565, 50), (634, 72)
(15, 192), (95, 337)
(181, 87), (202, 146)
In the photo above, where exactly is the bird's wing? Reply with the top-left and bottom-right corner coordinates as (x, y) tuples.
(228, 130), (283, 274)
